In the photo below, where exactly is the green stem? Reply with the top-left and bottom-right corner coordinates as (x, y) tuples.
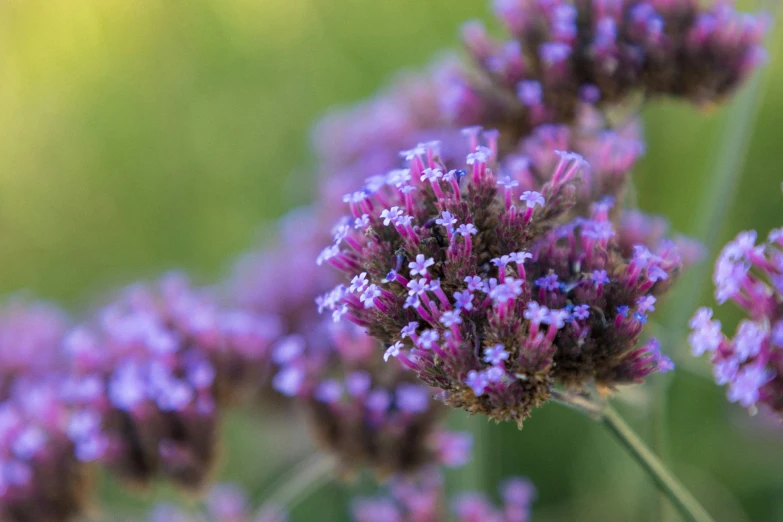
(551, 391), (714, 522)
(259, 453), (336, 513)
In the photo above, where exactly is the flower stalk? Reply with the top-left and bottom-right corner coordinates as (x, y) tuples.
(550, 390), (714, 522)
(259, 453), (336, 515)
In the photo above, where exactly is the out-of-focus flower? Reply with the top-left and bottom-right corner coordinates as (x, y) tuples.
(318, 135), (680, 426)
(313, 61), (463, 194)
(689, 221), (783, 418)
(0, 378), (92, 522)
(271, 318), (472, 478)
(448, 0), (768, 142)
(230, 208), (336, 342)
(0, 301), (91, 522)
(141, 483), (287, 522)
(617, 210), (706, 270)
(0, 300), (69, 390)
(61, 273), (280, 489)
(315, 64), (647, 220)
(504, 115), (646, 215)
(351, 467), (536, 522)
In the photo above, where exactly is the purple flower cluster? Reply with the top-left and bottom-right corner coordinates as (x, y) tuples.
(61, 273), (280, 489)
(447, 0), (768, 142)
(0, 302), (90, 522)
(689, 224), (783, 418)
(352, 468), (536, 522)
(270, 318), (472, 477)
(142, 483), (286, 522)
(318, 134), (679, 425)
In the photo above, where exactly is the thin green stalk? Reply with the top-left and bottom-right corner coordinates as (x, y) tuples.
(551, 391), (714, 522)
(451, 415), (490, 493)
(259, 453), (336, 513)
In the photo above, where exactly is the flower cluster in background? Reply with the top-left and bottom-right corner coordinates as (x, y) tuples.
(139, 471), (535, 522)
(61, 273), (280, 489)
(0, 301), (90, 522)
(140, 483), (286, 522)
(269, 320), (472, 477)
(448, 0), (768, 143)
(0, 276), (282, 520)
(352, 467), (536, 522)
(690, 221), (783, 418)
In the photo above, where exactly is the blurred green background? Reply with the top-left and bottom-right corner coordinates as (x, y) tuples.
(1, 0), (781, 520)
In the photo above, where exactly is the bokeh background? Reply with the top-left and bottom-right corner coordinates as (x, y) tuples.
(0, 0), (781, 520)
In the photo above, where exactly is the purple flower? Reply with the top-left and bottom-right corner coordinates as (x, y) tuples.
(314, 379), (344, 404)
(465, 370), (489, 396)
(535, 273), (560, 292)
(440, 310), (463, 328)
(435, 211), (457, 229)
(457, 223), (478, 237)
(435, 431), (473, 468)
(520, 190), (545, 208)
(350, 272), (370, 293)
(465, 276), (484, 292)
(381, 207), (404, 226)
(453, 291), (475, 311)
(273, 366), (305, 397)
(409, 255), (435, 277)
(524, 302), (550, 325)
(573, 304), (590, 321)
(517, 81), (542, 106)
(592, 270), (610, 285)
(384, 342), (403, 362)
(345, 371), (372, 397)
(483, 344), (509, 366)
(395, 384), (430, 414)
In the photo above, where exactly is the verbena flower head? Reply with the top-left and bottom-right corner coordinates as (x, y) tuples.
(689, 222), (783, 418)
(319, 135), (679, 426)
(0, 301), (92, 522)
(271, 319), (472, 477)
(352, 467), (536, 522)
(447, 0), (769, 141)
(142, 483), (286, 522)
(62, 273), (280, 489)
